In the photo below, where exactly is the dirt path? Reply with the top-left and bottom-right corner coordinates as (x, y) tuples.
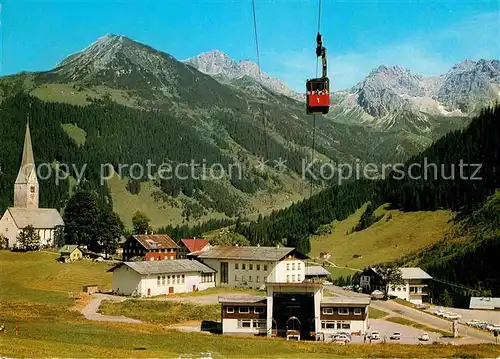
(154, 294), (221, 305)
(81, 294), (141, 324)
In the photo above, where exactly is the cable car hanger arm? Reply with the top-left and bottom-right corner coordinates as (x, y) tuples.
(316, 32), (327, 79)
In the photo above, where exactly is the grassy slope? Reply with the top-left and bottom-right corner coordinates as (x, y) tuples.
(62, 123), (87, 146)
(1, 251), (498, 358)
(310, 203), (454, 275)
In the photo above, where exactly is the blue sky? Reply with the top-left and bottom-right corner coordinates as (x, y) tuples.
(1, 0), (499, 91)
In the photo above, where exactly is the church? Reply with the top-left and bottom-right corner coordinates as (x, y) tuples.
(0, 122), (64, 249)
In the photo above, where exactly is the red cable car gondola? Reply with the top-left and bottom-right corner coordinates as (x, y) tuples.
(306, 33), (330, 115)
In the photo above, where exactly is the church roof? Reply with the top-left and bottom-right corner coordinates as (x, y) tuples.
(15, 122), (37, 185)
(7, 208), (64, 229)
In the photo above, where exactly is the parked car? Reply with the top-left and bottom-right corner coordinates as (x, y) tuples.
(419, 333), (430, 341)
(486, 324), (500, 332)
(370, 331), (380, 340)
(390, 332), (401, 340)
(333, 334), (351, 344)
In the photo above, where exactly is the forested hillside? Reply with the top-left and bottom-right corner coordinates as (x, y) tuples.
(237, 105), (500, 253)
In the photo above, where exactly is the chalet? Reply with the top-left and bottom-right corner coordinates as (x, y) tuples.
(177, 238), (210, 259)
(219, 282), (370, 339)
(108, 259), (215, 297)
(360, 267), (432, 304)
(387, 268), (432, 305)
(305, 265), (330, 280)
(197, 245), (308, 289)
(59, 245), (83, 262)
(121, 234), (180, 261)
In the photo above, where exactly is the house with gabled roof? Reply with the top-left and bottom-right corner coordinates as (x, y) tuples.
(196, 244), (308, 289)
(108, 259), (216, 296)
(122, 234), (180, 261)
(177, 238), (210, 259)
(59, 245), (83, 262)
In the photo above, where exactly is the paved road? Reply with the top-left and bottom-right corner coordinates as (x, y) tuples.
(81, 294), (141, 324)
(324, 285), (495, 344)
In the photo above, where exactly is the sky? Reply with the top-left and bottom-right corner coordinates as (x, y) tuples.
(1, 0), (499, 91)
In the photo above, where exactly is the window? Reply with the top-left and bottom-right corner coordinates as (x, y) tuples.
(226, 307), (234, 313)
(354, 308), (362, 315)
(242, 275), (246, 282)
(242, 264), (246, 270)
(235, 263), (239, 270)
(286, 263), (290, 271)
(297, 263), (301, 270)
(167, 275), (171, 285)
(292, 263), (295, 270)
(321, 321), (336, 329)
(157, 276), (161, 286)
(257, 264), (260, 270)
(249, 276), (252, 282)
(239, 307), (249, 313)
(397, 287), (401, 292)
(264, 265), (268, 271)
(286, 275), (290, 282)
(322, 308), (334, 315)
(297, 274), (301, 281)
(256, 276), (260, 283)
(341, 321), (351, 329)
(254, 307), (265, 314)
(235, 274), (238, 281)
(249, 264), (253, 270)
(30, 186), (35, 193)
(177, 275), (180, 284)
(253, 319), (266, 328)
(391, 286), (396, 291)
(338, 308), (349, 315)
(402, 287), (406, 291)
(292, 274), (295, 282)
(181, 275), (185, 284)
(162, 275), (165, 285)
(238, 320), (251, 328)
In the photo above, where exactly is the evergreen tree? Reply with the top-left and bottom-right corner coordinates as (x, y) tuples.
(439, 289), (453, 307)
(17, 225), (41, 251)
(132, 211), (152, 234)
(63, 191), (100, 247)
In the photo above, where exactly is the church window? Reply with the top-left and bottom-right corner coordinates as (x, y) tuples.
(30, 186), (35, 193)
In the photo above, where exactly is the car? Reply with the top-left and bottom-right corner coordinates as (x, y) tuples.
(419, 333), (430, 341)
(333, 335), (351, 344)
(370, 331), (380, 340)
(390, 332), (401, 340)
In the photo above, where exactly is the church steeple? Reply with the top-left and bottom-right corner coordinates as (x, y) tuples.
(14, 117), (39, 209)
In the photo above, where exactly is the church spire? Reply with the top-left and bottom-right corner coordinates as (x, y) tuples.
(15, 121), (36, 184)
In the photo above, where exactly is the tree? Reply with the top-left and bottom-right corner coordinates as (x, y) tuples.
(63, 191), (100, 247)
(132, 211), (151, 234)
(0, 234), (8, 249)
(17, 225), (41, 251)
(376, 265), (404, 299)
(439, 289), (453, 307)
(210, 229), (249, 246)
(95, 209), (124, 258)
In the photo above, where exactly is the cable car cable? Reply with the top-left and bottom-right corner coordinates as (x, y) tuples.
(251, 0), (269, 171)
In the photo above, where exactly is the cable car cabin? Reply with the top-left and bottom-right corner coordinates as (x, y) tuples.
(306, 78), (330, 115)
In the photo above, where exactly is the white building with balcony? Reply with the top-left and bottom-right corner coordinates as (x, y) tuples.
(387, 267), (432, 305)
(196, 245), (308, 289)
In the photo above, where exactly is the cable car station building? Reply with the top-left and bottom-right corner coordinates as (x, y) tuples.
(219, 281), (370, 340)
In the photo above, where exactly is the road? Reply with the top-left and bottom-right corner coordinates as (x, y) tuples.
(324, 285), (496, 344)
(81, 294), (141, 324)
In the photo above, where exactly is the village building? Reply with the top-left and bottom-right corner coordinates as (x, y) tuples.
(219, 282), (370, 339)
(59, 245), (83, 262)
(305, 265), (331, 281)
(469, 297), (500, 310)
(0, 122), (64, 249)
(359, 267), (432, 304)
(177, 238), (210, 259)
(197, 245), (308, 289)
(108, 259), (215, 296)
(121, 234), (180, 261)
